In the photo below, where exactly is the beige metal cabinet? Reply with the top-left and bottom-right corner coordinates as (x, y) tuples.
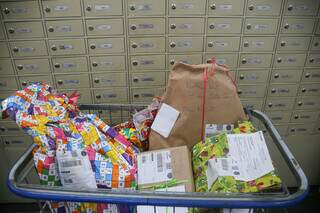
(0, 121), (24, 136)
(0, 77), (18, 90)
(128, 0), (165, 16)
(207, 0), (245, 16)
(52, 57), (88, 73)
(130, 55), (166, 70)
(84, 0), (123, 16)
(43, 0), (82, 17)
(168, 54), (202, 68)
(241, 99), (264, 110)
(299, 83), (320, 96)
(86, 19), (123, 36)
(130, 72), (166, 87)
(237, 84), (267, 98)
(93, 88), (128, 103)
(284, 0), (319, 16)
(281, 18), (315, 34)
(237, 70), (269, 84)
(92, 72), (127, 87)
(90, 55), (126, 71)
(239, 53), (273, 68)
(14, 58), (51, 74)
(270, 69), (303, 83)
(129, 37), (165, 53)
(88, 38), (124, 54)
(291, 111), (320, 123)
(265, 97), (296, 111)
(274, 53), (307, 68)
(206, 37), (240, 52)
(277, 37), (311, 51)
(49, 39), (86, 55)
(207, 18), (243, 34)
(10, 40), (47, 57)
(267, 111), (292, 124)
(246, 0), (282, 16)
(0, 59), (14, 75)
(168, 18), (205, 35)
(168, 0), (206, 15)
(46, 20), (84, 37)
(55, 74), (90, 89)
(295, 97), (320, 110)
(5, 21), (44, 39)
(288, 124), (314, 135)
(302, 69), (320, 82)
(18, 75), (53, 88)
(244, 18), (278, 34)
(131, 87), (165, 103)
(0, 42), (10, 58)
(268, 84), (299, 97)
(241, 36), (275, 52)
(128, 18), (165, 35)
(306, 54), (320, 67)
(168, 37), (203, 52)
(0, 1), (40, 19)
(205, 53), (238, 67)
(58, 89), (92, 104)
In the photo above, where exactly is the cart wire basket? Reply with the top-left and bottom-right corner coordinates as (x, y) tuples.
(7, 104), (309, 212)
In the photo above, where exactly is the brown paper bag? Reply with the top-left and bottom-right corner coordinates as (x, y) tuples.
(149, 61), (246, 150)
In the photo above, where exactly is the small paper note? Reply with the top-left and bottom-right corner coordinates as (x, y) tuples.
(151, 103), (180, 138)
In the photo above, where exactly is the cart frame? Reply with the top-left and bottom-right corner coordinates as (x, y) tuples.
(7, 104), (308, 209)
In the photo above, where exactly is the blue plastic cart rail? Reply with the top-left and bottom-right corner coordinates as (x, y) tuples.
(7, 105), (309, 209)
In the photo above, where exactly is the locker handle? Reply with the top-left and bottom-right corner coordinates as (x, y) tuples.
(8, 28), (15, 34)
(271, 88), (276, 93)
(246, 24), (252, 30)
(17, 65), (23, 70)
(90, 44), (96, 49)
(277, 58), (282, 63)
(309, 58), (314, 63)
(129, 5), (136, 11)
(51, 45), (57, 51)
(94, 78), (100, 83)
(3, 8), (10, 14)
(209, 24), (215, 29)
(239, 74), (244, 80)
(57, 80), (63, 85)
(210, 4), (216, 10)
(274, 73), (279, 78)
(170, 24), (176, 29)
(207, 42), (214, 48)
(169, 42), (176, 48)
(95, 94), (101, 99)
(171, 4), (177, 10)
(304, 73), (310, 78)
(284, 23), (290, 29)
(248, 4), (254, 11)
(92, 62), (98, 67)
(241, 58), (247, 64)
(132, 61), (138, 66)
(48, 26), (54, 32)
(287, 4), (293, 11)
(280, 41), (286, 47)
(170, 60), (175, 65)
(243, 41), (249, 47)
(88, 26), (94, 31)
(44, 7), (51, 13)
(314, 42), (319, 47)
(86, 5), (92, 11)
(301, 88), (306, 93)
(54, 63), (61, 68)
(294, 115), (299, 119)
(13, 47), (19, 52)
(131, 43), (138, 48)
(130, 25), (137, 30)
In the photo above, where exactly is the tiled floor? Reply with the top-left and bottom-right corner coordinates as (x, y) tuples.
(0, 187), (318, 213)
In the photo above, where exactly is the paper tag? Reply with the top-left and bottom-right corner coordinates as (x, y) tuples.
(21, 47), (34, 52)
(227, 131), (274, 181)
(139, 43), (154, 48)
(137, 150), (173, 185)
(205, 124), (234, 138)
(252, 41), (265, 47)
(137, 185), (188, 213)
(12, 7), (29, 14)
(151, 103), (180, 138)
(57, 150), (97, 189)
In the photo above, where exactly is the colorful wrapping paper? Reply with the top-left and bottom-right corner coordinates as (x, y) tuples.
(1, 83), (136, 213)
(192, 121), (282, 193)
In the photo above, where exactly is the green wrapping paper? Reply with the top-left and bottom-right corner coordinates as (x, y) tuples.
(192, 121), (282, 193)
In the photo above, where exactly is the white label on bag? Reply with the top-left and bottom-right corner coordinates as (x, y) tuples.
(151, 103), (180, 138)
(57, 150), (97, 189)
(137, 150), (172, 185)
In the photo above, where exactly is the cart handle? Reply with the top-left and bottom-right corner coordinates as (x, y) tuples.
(7, 109), (308, 209)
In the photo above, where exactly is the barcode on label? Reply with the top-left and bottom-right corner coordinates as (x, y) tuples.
(71, 151), (78, 157)
(62, 160), (82, 168)
(221, 159), (229, 171)
(64, 178), (73, 184)
(157, 153), (163, 172)
(166, 162), (171, 170)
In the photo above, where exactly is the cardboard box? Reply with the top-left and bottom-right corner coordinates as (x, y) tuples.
(137, 146), (194, 192)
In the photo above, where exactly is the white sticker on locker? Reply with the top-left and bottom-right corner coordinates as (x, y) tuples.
(140, 60), (154, 65)
(55, 5), (69, 11)
(137, 4), (152, 11)
(288, 41), (302, 47)
(177, 23), (193, 29)
(217, 23), (231, 29)
(138, 24), (154, 29)
(284, 58), (297, 63)
(177, 41), (192, 48)
(63, 63), (76, 68)
(56, 26), (72, 32)
(296, 5), (309, 11)
(99, 43), (113, 49)
(95, 5), (111, 11)
(16, 28), (32, 33)
(177, 3), (194, 9)
(138, 43), (154, 48)
(12, 7), (29, 14)
(291, 24), (305, 30)
(215, 42), (229, 47)
(141, 77), (154, 82)
(252, 41), (265, 47)
(99, 61), (113, 66)
(21, 47), (34, 52)
(248, 58), (262, 64)
(254, 24), (268, 30)
(65, 79), (80, 84)
(218, 5), (232, 10)
(59, 44), (74, 50)
(96, 25), (112, 30)
(25, 64), (39, 70)
(103, 93), (117, 98)
(256, 5), (272, 11)
(216, 59), (227, 64)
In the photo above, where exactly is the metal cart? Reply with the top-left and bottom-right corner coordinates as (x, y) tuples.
(7, 104), (309, 212)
